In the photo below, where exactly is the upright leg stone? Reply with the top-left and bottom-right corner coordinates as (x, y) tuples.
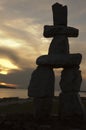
(28, 66), (55, 118)
(60, 67), (82, 92)
(28, 2), (85, 122)
(33, 97), (53, 119)
(59, 93), (85, 121)
(28, 66), (55, 97)
(59, 67), (85, 120)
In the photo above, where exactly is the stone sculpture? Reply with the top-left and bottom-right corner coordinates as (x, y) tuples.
(28, 3), (85, 121)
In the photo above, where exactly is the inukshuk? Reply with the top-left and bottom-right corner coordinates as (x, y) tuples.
(28, 3), (85, 120)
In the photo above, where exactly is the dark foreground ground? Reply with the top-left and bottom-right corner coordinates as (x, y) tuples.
(0, 113), (86, 130)
(0, 97), (86, 130)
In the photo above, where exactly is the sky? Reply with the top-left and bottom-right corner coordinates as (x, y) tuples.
(0, 0), (86, 91)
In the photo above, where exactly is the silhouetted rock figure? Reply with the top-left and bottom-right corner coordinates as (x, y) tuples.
(36, 53), (82, 68)
(28, 66), (55, 97)
(28, 2), (85, 121)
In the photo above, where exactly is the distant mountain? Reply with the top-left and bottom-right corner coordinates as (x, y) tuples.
(0, 85), (16, 89)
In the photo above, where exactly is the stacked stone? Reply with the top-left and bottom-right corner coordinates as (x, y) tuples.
(28, 66), (55, 119)
(28, 3), (85, 120)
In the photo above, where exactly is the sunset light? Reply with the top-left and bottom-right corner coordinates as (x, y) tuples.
(0, 82), (17, 87)
(0, 70), (8, 75)
(0, 58), (20, 75)
(0, 59), (19, 70)
(0, 39), (21, 48)
(0, 0), (86, 91)
(0, 2), (86, 127)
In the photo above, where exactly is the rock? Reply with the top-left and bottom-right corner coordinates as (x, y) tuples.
(28, 66), (55, 97)
(33, 97), (53, 119)
(47, 3), (69, 55)
(36, 54), (82, 68)
(60, 68), (82, 92)
(48, 36), (69, 54)
(52, 3), (67, 25)
(43, 25), (79, 38)
(59, 92), (86, 121)
(28, 2), (85, 123)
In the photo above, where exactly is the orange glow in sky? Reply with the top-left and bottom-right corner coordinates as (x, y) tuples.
(0, 39), (21, 48)
(0, 82), (17, 87)
(0, 59), (18, 69)
(0, 0), (86, 90)
(0, 70), (8, 75)
(0, 58), (20, 75)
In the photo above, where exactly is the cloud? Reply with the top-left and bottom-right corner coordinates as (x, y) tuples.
(0, 46), (37, 70)
(0, 0), (52, 24)
(0, 47), (19, 63)
(0, 0), (86, 26)
(0, 68), (33, 88)
(0, 0), (86, 90)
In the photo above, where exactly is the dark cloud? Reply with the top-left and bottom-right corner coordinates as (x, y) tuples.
(0, 47), (19, 63)
(0, 0), (86, 91)
(0, 0), (52, 23)
(0, 67), (86, 91)
(0, 24), (44, 57)
(0, 68), (33, 88)
(0, 47), (34, 69)
(0, 0), (86, 27)
(1, 24), (35, 42)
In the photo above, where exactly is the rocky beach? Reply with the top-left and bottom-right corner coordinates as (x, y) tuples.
(0, 97), (86, 130)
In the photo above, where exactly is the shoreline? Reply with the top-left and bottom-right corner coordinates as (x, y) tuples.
(0, 97), (31, 106)
(0, 96), (86, 130)
(0, 96), (86, 106)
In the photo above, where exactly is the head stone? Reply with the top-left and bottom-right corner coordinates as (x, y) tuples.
(52, 3), (67, 26)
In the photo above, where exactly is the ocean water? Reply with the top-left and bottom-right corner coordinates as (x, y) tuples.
(0, 88), (28, 99)
(0, 88), (86, 99)
(55, 91), (86, 97)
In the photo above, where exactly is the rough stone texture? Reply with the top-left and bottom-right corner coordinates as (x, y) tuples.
(33, 97), (53, 119)
(43, 25), (79, 38)
(48, 36), (69, 54)
(60, 68), (82, 92)
(36, 54), (82, 68)
(59, 67), (86, 121)
(59, 93), (86, 121)
(52, 3), (67, 26)
(28, 66), (55, 97)
(47, 3), (69, 56)
(28, 2), (85, 122)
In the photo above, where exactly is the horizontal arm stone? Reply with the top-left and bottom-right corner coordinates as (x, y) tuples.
(36, 53), (82, 68)
(43, 25), (79, 38)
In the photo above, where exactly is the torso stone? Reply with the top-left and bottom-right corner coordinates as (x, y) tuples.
(48, 36), (69, 55)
